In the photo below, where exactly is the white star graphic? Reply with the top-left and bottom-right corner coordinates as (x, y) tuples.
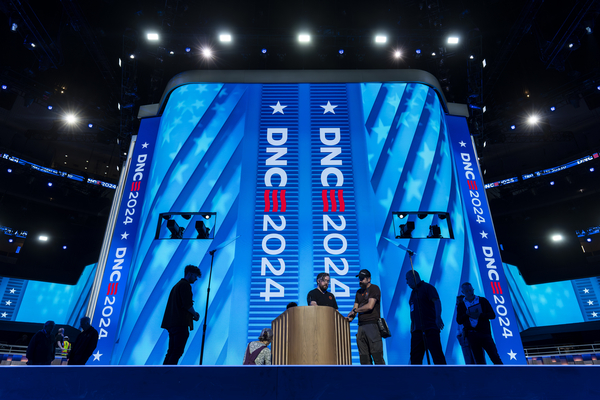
(588, 300), (594, 306)
(141, 142), (149, 149)
(584, 288), (590, 294)
(507, 350), (517, 360)
(320, 101), (338, 114)
(592, 312), (598, 318)
(459, 141), (466, 147)
(121, 232), (129, 240)
(270, 101), (287, 114)
(480, 231), (489, 239)
(9, 288), (16, 294)
(92, 351), (102, 361)
(1, 312), (7, 318)
(5, 300), (12, 306)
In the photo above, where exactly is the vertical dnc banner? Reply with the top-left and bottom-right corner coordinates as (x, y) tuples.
(447, 115), (526, 364)
(90, 118), (159, 365)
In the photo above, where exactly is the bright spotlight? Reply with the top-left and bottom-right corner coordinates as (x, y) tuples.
(551, 234), (563, 242)
(31, 43), (36, 47)
(482, 59), (487, 68)
(590, 167), (595, 172)
(375, 35), (387, 43)
(63, 245), (67, 249)
(47, 182), (53, 187)
(510, 125), (516, 130)
(39, 235), (48, 241)
(298, 34), (311, 43)
(534, 245), (539, 249)
(219, 34), (232, 42)
(8, 239), (13, 243)
(447, 37), (459, 44)
(65, 114), (77, 124)
(527, 115), (540, 124)
(202, 48), (212, 58)
(550, 106), (556, 111)
(7, 169), (12, 173)
(169, 51), (174, 55)
(185, 47), (191, 53)
(469, 55), (474, 59)
(11, 23), (18, 31)
(261, 48), (267, 54)
(47, 105), (53, 110)
(129, 54), (135, 59)
(568, 43), (574, 48)
(586, 27), (592, 34)
(339, 49), (344, 55)
(88, 123), (93, 128)
(394, 50), (401, 58)
(587, 238), (592, 243)
(1, 85), (6, 90)
(431, 52), (436, 56)
(597, 86), (600, 91)
(147, 33), (159, 41)
(550, 181), (555, 186)
(415, 49), (421, 54)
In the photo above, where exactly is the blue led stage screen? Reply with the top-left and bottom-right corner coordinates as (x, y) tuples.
(90, 71), (525, 365)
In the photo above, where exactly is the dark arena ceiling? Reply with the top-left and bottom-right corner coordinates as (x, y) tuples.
(1, 0), (600, 284)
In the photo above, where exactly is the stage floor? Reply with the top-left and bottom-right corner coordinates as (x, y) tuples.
(1, 365), (598, 399)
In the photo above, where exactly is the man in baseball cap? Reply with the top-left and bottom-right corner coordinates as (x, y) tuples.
(346, 269), (385, 364)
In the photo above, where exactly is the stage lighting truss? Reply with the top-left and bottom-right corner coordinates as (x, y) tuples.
(156, 212), (216, 240)
(392, 212), (454, 239)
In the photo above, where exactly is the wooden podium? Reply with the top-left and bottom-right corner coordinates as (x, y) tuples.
(271, 306), (351, 365)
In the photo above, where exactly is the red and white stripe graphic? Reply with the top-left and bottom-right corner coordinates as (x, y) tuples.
(263, 189), (287, 212)
(107, 282), (119, 296)
(491, 281), (503, 294)
(321, 189), (345, 212)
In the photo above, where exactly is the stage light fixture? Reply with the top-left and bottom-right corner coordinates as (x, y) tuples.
(482, 59), (487, 68)
(169, 51), (174, 55)
(428, 225), (442, 238)
(417, 213), (427, 220)
(47, 105), (53, 110)
(219, 34), (232, 42)
(195, 221), (210, 239)
(551, 234), (563, 242)
(510, 125), (516, 130)
(469, 55), (474, 59)
(568, 43), (574, 48)
(298, 34), (310, 43)
(147, 33), (159, 41)
(375, 35), (387, 43)
(590, 167), (595, 172)
(7, 169), (12, 173)
(431, 52), (436, 56)
(63, 246), (67, 249)
(48, 182), (53, 187)
(483, 141), (487, 147)
(161, 214), (172, 220)
(586, 27), (592, 33)
(11, 23), (18, 31)
(203, 214), (212, 220)
(65, 114), (77, 124)
(167, 220), (184, 239)
(202, 48), (212, 58)
(597, 86), (600, 91)
(31, 43), (36, 47)
(39, 236), (48, 241)
(185, 47), (191, 53)
(129, 54), (135, 59)
(8, 239), (13, 243)
(88, 123), (93, 128)
(1, 85), (6, 90)
(587, 238), (592, 243)
(438, 214), (447, 220)
(394, 50), (401, 58)
(527, 115), (539, 124)
(339, 49), (344, 55)
(182, 214), (192, 220)
(399, 221), (415, 239)
(550, 106), (555, 111)
(262, 48), (267, 54)
(534, 245), (539, 249)
(447, 37), (459, 44)
(550, 181), (555, 185)
(398, 214), (406, 219)
(415, 49), (421, 54)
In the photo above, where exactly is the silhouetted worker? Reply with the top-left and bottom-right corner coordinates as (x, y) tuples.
(26, 320), (56, 365)
(286, 302), (298, 309)
(406, 270), (447, 365)
(455, 294), (475, 364)
(161, 264), (201, 365)
(347, 269), (385, 365)
(68, 317), (99, 365)
(243, 328), (273, 365)
(307, 272), (338, 309)
(457, 282), (503, 365)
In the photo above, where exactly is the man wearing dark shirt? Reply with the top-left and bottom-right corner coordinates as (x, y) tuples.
(68, 316), (99, 365)
(26, 320), (55, 365)
(456, 282), (503, 364)
(406, 270), (446, 365)
(307, 272), (338, 309)
(161, 265), (201, 365)
(347, 269), (385, 365)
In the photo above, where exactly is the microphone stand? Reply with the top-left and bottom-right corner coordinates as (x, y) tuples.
(383, 237), (431, 365)
(199, 235), (240, 365)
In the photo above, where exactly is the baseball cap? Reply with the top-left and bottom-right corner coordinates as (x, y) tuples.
(355, 269), (371, 279)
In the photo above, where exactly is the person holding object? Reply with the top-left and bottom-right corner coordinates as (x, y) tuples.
(161, 264), (201, 365)
(67, 317), (99, 365)
(346, 269), (385, 365)
(456, 282), (503, 364)
(406, 270), (447, 365)
(307, 272), (338, 309)
(455, 295), (475, 364)
(243, 328), (273, 365)
(26, 320), (56, 365)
